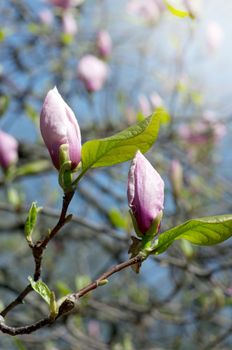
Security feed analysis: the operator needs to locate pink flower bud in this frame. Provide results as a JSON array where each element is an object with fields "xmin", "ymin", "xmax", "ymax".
[
  {"xmin": 127, "ymin": 0, "xmax": 160, "ymax": 24},
  {"xmin": 62, "ymin": 11, "xmax": 78, "ymax": 35},
  {"xmin": 206, "ymin": 21, "xmax": 224, "ymax": 53},
  {"xmin": 96, "ymin": 30, "xmax": 112, "ymax": 58},
  {"xmin": 39, "ymin": 9, "xmax": 54, "ymax": 25},
  {"xmin": 48, "ymin": 0, "xmax": 72, "ymax": 9},
  {"xmin": 138, "ymin": 94, "xmax": 151, "ymax": 116},
  {"xmin": 0, "ymin": 130, "xmax": 18, "ymax": 170},
  {"xmin": 77, "ymin": 55, "xmax": 109, "ymax": 92},
  {"xmin": 169, "ymin": 159, "xmax": 183, "ymax": 199},
  {"xmin": 128, "ymin": 151, "xmax": 164, "ymax": 235},
  {"xmin": 40, "ymin": 87, "xmax": 81, "ymax": 170},
  {"xmin": 150, "ymin": 92, "xmax": 163, "ymax": 109}
]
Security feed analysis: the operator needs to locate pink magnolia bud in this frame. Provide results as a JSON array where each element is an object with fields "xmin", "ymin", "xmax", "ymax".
[
  {"xmin": 127, "ymin": 0, "xmax": 160, "ymax": 24},
  {"xmin": 206, "ymin": 21, "xmax": 224, "ymax": 53},
  {"xmin": 40, "ymin": 87, "xmax": 81, "ymax": 170},
  {"xmin": 77, "ymin": 55, "xmax": 109, "ymax": 92},
  {"xmin": 96, "ymin": 30, "xmax": 112, "ymax": 58},
  {"xmin": 62, "ymin": 11, "xmax": 78, "ymax": 35},
  {"xmin": 150, "ymin": 92, "xmax": 163, "ymax": 109},
  {"xmin": 169, "ymin": 159, "xmax": 183, "ymax": 199},
  {"xmin": 128, "ymin": 151, "xmax": 164, "ymax": 235},
  {"xmin": 0, "ymin": 130, "xmax": 18, "ymax": 170},
  {"xmin": 39, "ymin": 9, "xmax": 54, "ymax": 25},
  {"xmin": 138, "ymin": 94, "xmax": 151, "ymax": 116},
  {"xmin": 48, "ymin": 0, "xmax": 72, "ymax": 9}
]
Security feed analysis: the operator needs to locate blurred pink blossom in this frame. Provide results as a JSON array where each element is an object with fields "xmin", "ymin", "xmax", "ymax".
[
  {"xmin": 138, "ymin": 92, "xmax": 164, "ymax": 116},
  {"xmin": 62, "ymin": 11, "xmax": 78, "ymax": 35},
  {"xmin": 87, "ymin": 320, "xmax": 101, "ymax": 338},
  {"xmin": 178, "ymin": 114, "xmax": 226, "ymax": 145},
  {"xmin": 96, "ymin": 30, "xmax": 112, "ymax": 58},
  {"xmin": 77, "ymin": 55, "xmax": 109, "ymax": 92},
  {"xmin": 48, "ymin": 0, "xmax": 72, "ymax": 9},
  {"xmin": 138, "ymin": 94, "xmax": 151, "ymax": 116},
  {"xmin": 206, "ymin": 21, "xmax": 224, "ymax": 53},
  {"xmin": 39, "ymin": 9, "xmax": 54, "ymax": 25},
  {"xmin": 48, "ymin": 0, "xmax": 84, "ymax": 9},
  {"xmin": 150, "ymin": 92, "xmax": 163, "ymax": 109},
  {"xmin": 0, "ymin": 130, "xmax": 18, "ymax": 170},
  {"xmin": 127, "ymin": 0, "xmax": 160, "ymax": 24},
  {"xmin": 125, "ymin": 106, "xmax": 136, "ymax": 124},
  {"xmin": 169, "ymin": 159, "xmax": 183, "ymax": 199}
]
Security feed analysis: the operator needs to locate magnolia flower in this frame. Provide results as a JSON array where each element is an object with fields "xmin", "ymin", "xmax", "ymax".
[
  {"xmin": 138, "ymin": 94, "xmax": 151, "ymax": 116},
  {"xmin": 96, "ymin": 30, "xmax": 112, "ymax": 58},
  {"xmin": 150, "ymin": 92, "xmax": 163, "ymax": 109},
  {"xmin": 40, "ymin": 87, "xmax": 81, "ymax": 170},
  {"xmin": 127, "ymin": 0, "xmax": 160, "ymax": 24},
  {"xmin": 178, "ymin": 115, "xmax": 226, "ymax": 145},
  {"xmin": 128, "ymin": 151, "xmax": 164, "ymax": 235},
  {"xmin": 48, "ymin": 0, "xmax": 72, "ymax": 9},
  {"xmin": 62, "ymin": 11, "xmax": 78, "ymax": 35},
  {"xmin": 77, "ymin": 55, "xmax": 108, "ymax": 92},
  {"xmin": 169, "ymin": 159, "xmax": 183, "ymax": 199},
  {"xmin": 39, "ymin": 9, "xmax": 54, "ymax": 25},
  {"xmin": 0, "ymin": 130, "xmax": 18, "ymax": 170},
  {"xmin": 206, "ymin": 21, "xmax": 224, "ymax": 53},
  {"xmin": 138, "ymin": 92, "xmax": 164, "ymax": 116}
]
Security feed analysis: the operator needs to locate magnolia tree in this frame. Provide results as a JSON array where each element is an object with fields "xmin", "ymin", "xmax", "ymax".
[{"xmin": 0, "ymin": 86, "xmax": 231, "ymax": 337}]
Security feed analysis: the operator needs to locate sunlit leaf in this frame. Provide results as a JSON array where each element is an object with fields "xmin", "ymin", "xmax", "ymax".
[
  {"xmin": 24, "ymin": 202, "xmax": 42, "ymax": 243},
  {"xmin": 153, "ymin": 215, "xmax": 232, "ymax": 254},
  {"xmin": 164, "ymin": 0, "xmax": 192, "ymax": 18},
  {"xmin": 16, "ymin": 160, "xmax": 51, "ymax": 177},
  {"xmin": 7, "ymin": 187, "xmax": 21, "ymax": 207},
  {"xmin": 81, "ymin": 110, "xmax": 161, "ymax": 170},
  {"xmin": 0, "ymin": 96, "xmax": 9, "ymax": 117},
  {"xmin": 28, "ymin": 277, "xmax": 52, "ymax": 305},
  {"xmin": 25, "ymin": 104, "xmax": 39, "ymax": 124},
  {"xmin": 108, "ymin": 208, "xmax": 127, "ymax": 229}
]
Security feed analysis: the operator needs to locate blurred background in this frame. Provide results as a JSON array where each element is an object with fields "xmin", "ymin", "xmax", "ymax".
[{"xmin": 0, "ymin": 0, "xmax": 232, "ymax": 349}]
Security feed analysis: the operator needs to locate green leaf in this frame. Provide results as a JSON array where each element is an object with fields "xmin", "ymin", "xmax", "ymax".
[
  {"xmin": 81, "ymin": 111, "xmax": 161, "ymax": 171},
  {"xmin": 158, "ymin": 107, "xmax": 171, "ymax": 125},
  {"xmin": 154, "ymin": 215, "xmax": 232, "ymax": 254},
  {"xmin": 7, "ymin": 187, "xmax": 21, "ymax": 207},
  {"xmin": 61, "ymin": 33, "xmax": 73, "ymax": 45},
  {"xmin": 15, "ymin": 160, "xmax": 51, "ymax": 177},
  {"xmin": 0, "ymin": 96, "xmax": 9, "ymax": 117},
  {"xmin": 164, "ymin": 0, "xmax": 191, "ymax": 18},
  {"xmin": 25, "ymin": 104, "xmax": 39, "ymax": 124},
  {"xmin": 108, "ymin": 208, "xmax": 127, "ymax": 229},
  {"xmin": 28, "ymin": 277, "xmax": 52, "ymax": 305},
  {"xmin": 24, "ymin": 202, "xmax": 42, "ymax": 243},
  {"xmin": 49, "ymin": 291, "xmax": 58, "ymax": 320},
  {"xmin": 28, "ymin": 277, "xmax": 58, "ymax": 318}
]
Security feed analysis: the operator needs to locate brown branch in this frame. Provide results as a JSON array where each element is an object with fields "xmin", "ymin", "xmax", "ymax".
[
  {"xmin": 76, "ymin": 254, "xmax": 145, "ymax": 298},
  {"xmin": 0, "ymin": 190, "xmax": 74, "ymax": 318},
  {"xmin": 0, "ymin": 285, "xmax": 32, "ymax": 318},
  {"xmin": 0, "ymin": 253, "xmax": 146, "ymax": 335}
]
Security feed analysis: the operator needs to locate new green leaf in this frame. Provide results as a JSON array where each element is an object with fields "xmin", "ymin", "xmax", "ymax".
[
  {"xmin": 24, "ymin": 202, "xmax": 42, "ymax": 243},
  {"xmin": 164, "ymin": 0, "xmax": 192, "ymax": 18},
  {"xmin": 28, "ymin": 277, "xmax": 58, "ymax": 318},
  {"xmin": 28, "ymin": 277, "xmax": 52, "ymax": 305},
  {"xmin": 153, "ymin": 215, "xmax": 232, "ymax": 254},
  {"xmin": 81, "ymin": 111, "xmax": 161, "ymax": 171}
]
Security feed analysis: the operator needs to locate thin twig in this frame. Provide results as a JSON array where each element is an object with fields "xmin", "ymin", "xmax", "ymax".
[
  {"xmin": 0, "ymin": 191, "xmax": 74, "ymax": 318},
  {"xmin": 0, "ymin": 253, "xmax": 145, "ymax": 335}
]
